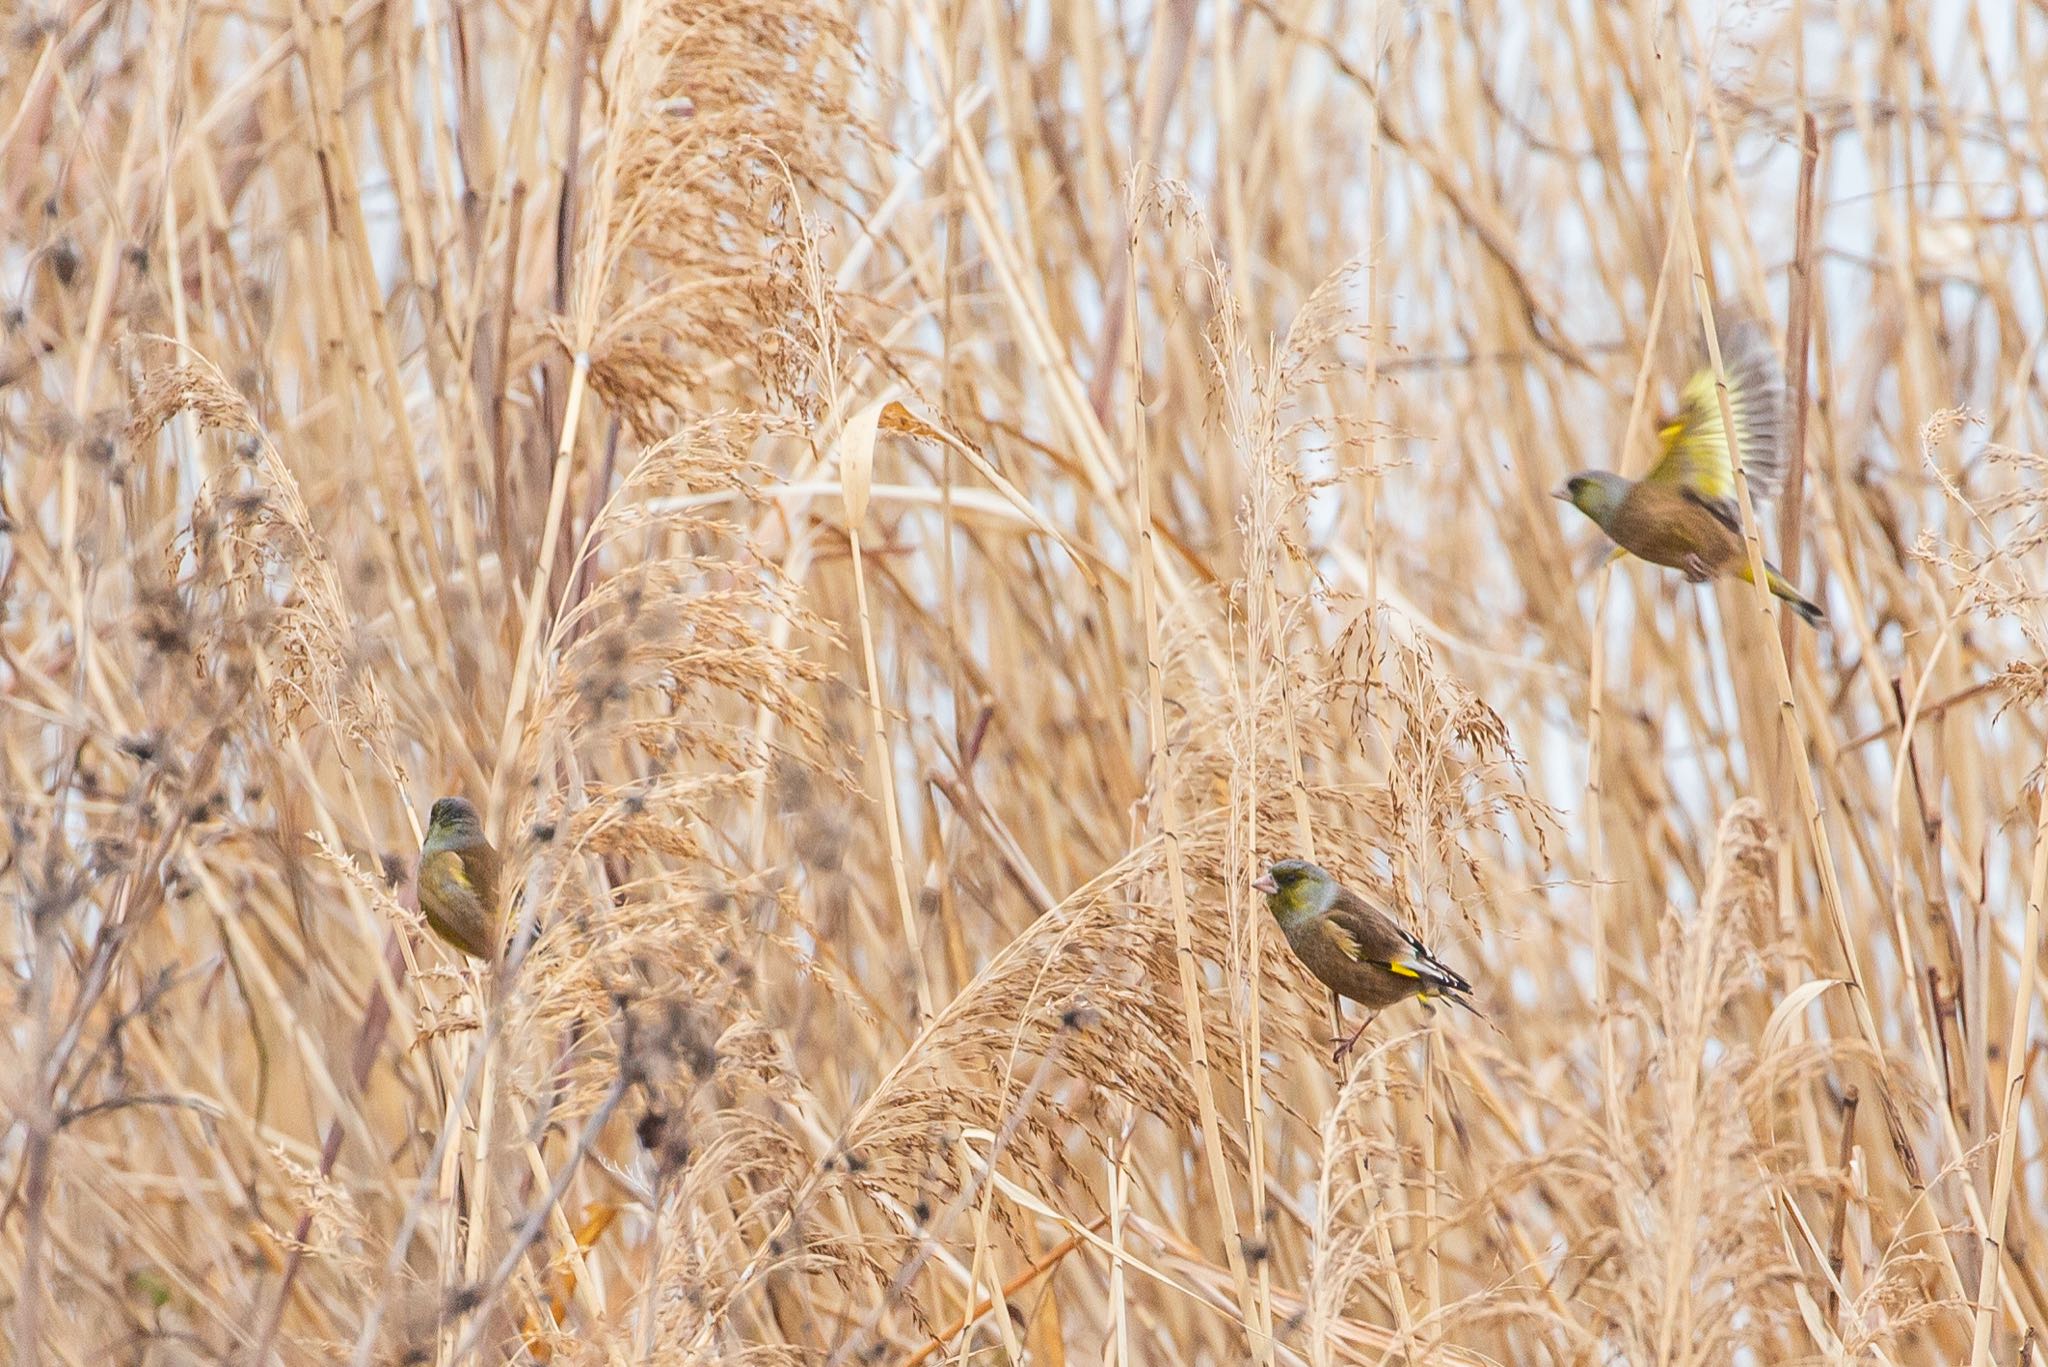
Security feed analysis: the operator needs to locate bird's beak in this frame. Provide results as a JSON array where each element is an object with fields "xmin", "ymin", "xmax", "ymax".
[
  {"xmin": 1252, "ymin": 874, "xmax": 1278, "ymax": 895},
  {"xmin": 1549, "ymin": 485, "xmax": 1573, "ymax": 503}
]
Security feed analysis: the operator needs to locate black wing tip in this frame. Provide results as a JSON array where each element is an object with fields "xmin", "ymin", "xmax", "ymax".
[
  {"xmin": 1715, "ymin": 314, "xmax": 1778, "ymax": 376},
  {"xmin": 1713, "ymin": 314, "xmax": 1788, "ymax": 475},
  {"xmin": 1424, "ymin": 957, "xmax": 1476, "ymax": 999}
]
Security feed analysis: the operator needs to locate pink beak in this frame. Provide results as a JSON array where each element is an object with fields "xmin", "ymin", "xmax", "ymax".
[{"xmin": 1252, "ymin": 873, "xmax": 1279, "ymax": 895}]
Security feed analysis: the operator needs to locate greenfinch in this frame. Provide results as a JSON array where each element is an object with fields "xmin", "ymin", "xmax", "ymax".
[
  {"xmin": 1554, "ymin": 318, "xmax": 1824, "ymax": 626},
  {"xmin": 1255, "ymin": 859, "xmax": 1478, "ymax": 1059},
  {"xmin": 416, "ymin": 797, "xmax": 500, "ymax": 960}
]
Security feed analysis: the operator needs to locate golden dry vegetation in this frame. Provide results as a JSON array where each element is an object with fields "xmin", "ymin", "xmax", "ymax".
[{"xmin": 3, "ymin": 0, "xmax": 2047, "ymax": 1362}]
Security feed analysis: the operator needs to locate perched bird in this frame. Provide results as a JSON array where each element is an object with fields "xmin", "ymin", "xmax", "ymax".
[
  {"xmin": 1254, "ymin": 859, "xmax": 1478, "ymax": 1060},
  {"xmin": 1554, "ymin": 318, "xmax": 1824, "ymax": 627},
  {"xmin": 416, "ymin": 796, "xmax": 500, "ymax": 961}
]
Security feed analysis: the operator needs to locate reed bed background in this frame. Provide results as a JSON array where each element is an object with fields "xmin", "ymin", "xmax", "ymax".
[{"xmin": 4, "ymin": 0, "xmax": 2047, "ymax": 1361}]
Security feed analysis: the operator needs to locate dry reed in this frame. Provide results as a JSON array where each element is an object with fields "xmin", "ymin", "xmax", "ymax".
[{"xmin": 4, "ymin": 0, "xmax": 2047, "ymax": 1362}]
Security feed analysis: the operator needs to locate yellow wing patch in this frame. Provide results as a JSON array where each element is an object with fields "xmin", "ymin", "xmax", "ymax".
[
  {"xmin": 1641, "ymin": 320, "xmax": 1786, "ymax": 506},
  {"xmin": 426, "ymin": 849, "xmax": 474, "ymax": 892},
  {"xmin": 1645, "ymin": 369, "xmax": 1736, "ymax": 503},
  {"xmin": 1323, "ymin": 920, "xmax": 1363, "ymax": 962},
  {"xmin": 1385, "ymin": 960, "xmax": 1421, "ymax": 979}
]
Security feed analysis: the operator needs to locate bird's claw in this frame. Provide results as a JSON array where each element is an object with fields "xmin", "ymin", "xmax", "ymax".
[
  {"xmin": 1329, "ymin": 1015, "xmax": 1375, "ymax": 1064},
  {"xmin": 1683, "ymin": 553, "xmax": 1712, "ymax": 583}
]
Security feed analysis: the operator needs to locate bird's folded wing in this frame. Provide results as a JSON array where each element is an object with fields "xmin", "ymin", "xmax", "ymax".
[{"xmin": 1325, "ymin": 903, "xmax": 1472, "ymax": 995}]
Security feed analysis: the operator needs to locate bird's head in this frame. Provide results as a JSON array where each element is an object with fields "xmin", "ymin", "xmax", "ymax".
[
  {"xmin": 426, "ymin": 796, "xmax": 483, "ymax": 843},
  {"xmin": 1254, "ymin": 859, "xmax": 1338, "ymax": 926},
  {"xmin": 1551, "ymin": 471, "xmax": 1632, "ymax": 528}
]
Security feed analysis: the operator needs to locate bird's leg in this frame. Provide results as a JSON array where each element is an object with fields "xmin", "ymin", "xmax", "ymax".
[
  {"xmin": 1332, "ymin": 1011, "xmax": 1377, "ymax": 1063},
  {"xmin": 1682, "ymin": 552, "xmax": 1712, "ymax": 583}
]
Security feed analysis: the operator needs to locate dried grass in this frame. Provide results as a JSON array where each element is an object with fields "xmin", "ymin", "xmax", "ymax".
[{"xmin": 5, "ymin": 0, "xmax": 2048, "ymax": 1362}]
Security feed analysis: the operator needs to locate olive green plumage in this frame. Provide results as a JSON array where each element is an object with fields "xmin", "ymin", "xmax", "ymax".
[
  {"xmin": 1555, "ymin": 318, "xmax": 1824, "ymax": 627},
  {"xmin": 1255, "ymin": 860, "xmax": 1477, "ymax": 1056},
  {"xmin": 417, "ymin": 796, "xmax": 500, "ymax": 960}
]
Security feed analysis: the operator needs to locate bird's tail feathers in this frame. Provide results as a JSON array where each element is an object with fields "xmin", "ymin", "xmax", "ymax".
[
  {"xmin": 1427, "ymin": 983, "xmax": 1483, "ymax": 1015},
  {"xmin": 1768, "ymin": 567, "xmax": 1825, "ymax": 627},
  {"xmin": 1736, "ymin": 560, "xmax": 1826, "ymax": 627},
  {"xmin": 1417, "ymin": 982, "xmax": 1504, "ymax": 1036}
]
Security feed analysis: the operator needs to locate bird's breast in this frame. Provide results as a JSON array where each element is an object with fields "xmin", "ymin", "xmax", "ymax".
[{"xmin": 1609, "ymin": 484, "xmax": 1742, "ymax": 573}]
